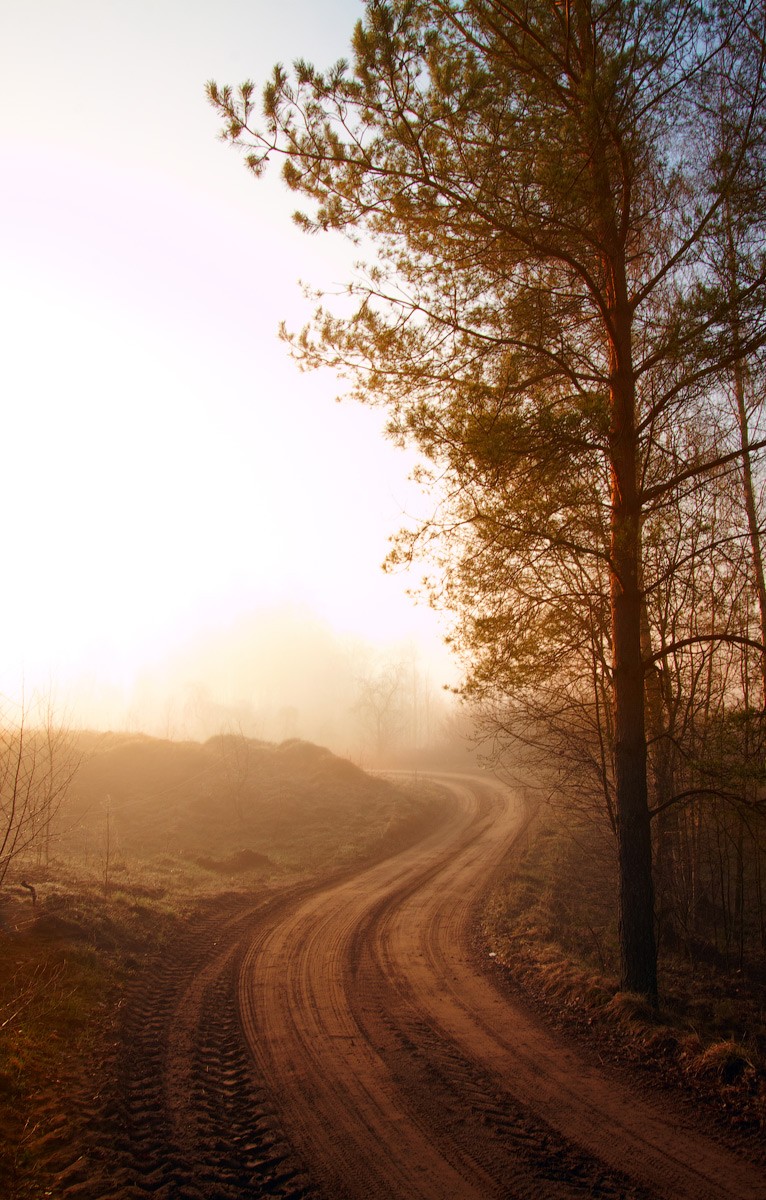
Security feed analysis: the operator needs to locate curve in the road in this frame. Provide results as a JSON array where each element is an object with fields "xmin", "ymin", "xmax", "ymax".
[{"xmin": 237, "ymin": 775, "xmax": 766, "ymax": 1200}]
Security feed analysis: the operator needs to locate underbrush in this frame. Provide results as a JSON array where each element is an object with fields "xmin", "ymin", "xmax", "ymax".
[{"xmin": 482, "ymin": 816, "xmax": 766, "ymax": 1140}]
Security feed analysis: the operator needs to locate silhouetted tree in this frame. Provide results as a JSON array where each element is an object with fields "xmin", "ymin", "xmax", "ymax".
[
  {"xmin": 0, "ymin": 695, "xmax": 80, "ymax": 886},
  {"xmin": 355, "ymin": 662, "xmax": 406, "ymax": 759}
]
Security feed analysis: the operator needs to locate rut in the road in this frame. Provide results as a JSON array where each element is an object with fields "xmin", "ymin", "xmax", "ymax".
[
  {"xmin": 366, "ymin": 1007, "xmax": 657, "ymax": 1200},
  {"xmin": 48, "ymin": 893, "xmax": 318, "ymax": 1200}
]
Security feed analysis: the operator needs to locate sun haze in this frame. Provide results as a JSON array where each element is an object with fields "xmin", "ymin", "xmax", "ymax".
[{"xmin": 0, "ymin": 0, "xmax": 454, "ymax": 737}]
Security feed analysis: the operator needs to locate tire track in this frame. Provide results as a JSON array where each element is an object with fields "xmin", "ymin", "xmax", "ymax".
[{"xmin": 49, "ymin": 890, "xmax": 318, "ymax": 1200}]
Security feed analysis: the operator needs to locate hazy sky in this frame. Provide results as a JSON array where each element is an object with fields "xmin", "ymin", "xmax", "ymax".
[{"xmin": 0, "ymin": 1, "xmax": 454, "ymax": 726}]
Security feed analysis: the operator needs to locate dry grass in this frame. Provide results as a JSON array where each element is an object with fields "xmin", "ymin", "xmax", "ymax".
[
  {"xmin": 687, "ymin": 1039, "xmax": 757, "ymax": 1085},
  {"xmin": 48, "ymin": 733, "xmax": 440, "ymax": 873}
]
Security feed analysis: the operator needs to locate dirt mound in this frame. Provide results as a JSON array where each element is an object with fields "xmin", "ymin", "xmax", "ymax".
[
  {"xmin": 62, "ymin": 732, "xmax": 409, "ymax": 868},
  {"xmin": 194, "ymin": 848, "xmax": 273, "ymax": 874}
]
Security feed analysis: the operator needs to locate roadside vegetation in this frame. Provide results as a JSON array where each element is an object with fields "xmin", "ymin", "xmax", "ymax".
[
  {"xmin": 481, "ymin": 811, "xmax": 766, "ymax": 1141},
  {"xmin": 0, "ymin": 731, "xmax": 443, "ymax": 1198}
]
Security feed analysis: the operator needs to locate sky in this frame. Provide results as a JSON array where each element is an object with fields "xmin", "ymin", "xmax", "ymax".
[{"xmin": 0, "ymin": 1, "xmax": 457, "ymax": 742}]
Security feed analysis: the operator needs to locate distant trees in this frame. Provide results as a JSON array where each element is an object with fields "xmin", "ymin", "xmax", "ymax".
[
  {"xmin": 354, "ymin": 650, "xmax": 446, "ymax": 762},
  {"xmin": 355, "ymin": 662, "xmax": 406, "ymax": 760},
  {"xmin": 209, "ymin": 0, "xmax": 766, "ymax": 1000}
]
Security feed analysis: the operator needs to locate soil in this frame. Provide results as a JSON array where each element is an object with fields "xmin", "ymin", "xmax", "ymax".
[{"xmin": 17, "ymin": 775, "xmax": 766, "ymax": 1198}]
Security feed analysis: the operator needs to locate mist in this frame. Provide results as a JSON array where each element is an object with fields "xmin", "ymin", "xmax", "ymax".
[{"xmin": 55, "ymin": 605, "xmax": 460, "ymax": 764}]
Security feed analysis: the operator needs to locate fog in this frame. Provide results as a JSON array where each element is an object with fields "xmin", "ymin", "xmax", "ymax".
[
  {"xmin": 0, "ymin": 0, "xmax": 475, "ymax": 759},
  {"xmin": 53, "ymin": 605, "xmax": 460, "ymax": 765},
  {"xmin": 0, "ymin": 1, "xmax": 463, "ymax": 754}
]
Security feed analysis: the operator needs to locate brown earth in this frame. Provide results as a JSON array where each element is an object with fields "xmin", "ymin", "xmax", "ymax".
[{"xmin": 29, "ymin": 775, "xmax": 766, "ymax": 1198}]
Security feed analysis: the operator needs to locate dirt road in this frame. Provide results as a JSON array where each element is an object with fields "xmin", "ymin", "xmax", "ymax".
[
  {"xmin": 235, "ymin": 775, "xmax": 765, "ymax": 1199},
  {"xmin": 52, "ymin": 774, "xmax": 764, "ymax": 1199}
]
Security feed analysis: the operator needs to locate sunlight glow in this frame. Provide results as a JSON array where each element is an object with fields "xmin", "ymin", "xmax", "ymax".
[{"xmin": 0, "ymin": 3, "xmax": 455, "ymax": 733}]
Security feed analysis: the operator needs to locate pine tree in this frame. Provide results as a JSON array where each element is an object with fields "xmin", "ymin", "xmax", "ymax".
[{"xmin": 209, "ymin": 0, "xmax": 766, "ymax": 1000}]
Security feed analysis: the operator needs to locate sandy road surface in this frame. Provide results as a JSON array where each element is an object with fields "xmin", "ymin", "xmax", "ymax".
[
  {"xmin": 237, "ymin": 775, "xmax": 766, "ymax": 1200},
  {"xmin": 48, "ymin": 775, "xmax": 764, "ymax": 1199}
]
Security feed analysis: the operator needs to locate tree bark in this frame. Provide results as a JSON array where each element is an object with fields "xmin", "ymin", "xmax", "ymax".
[
  {"xmin": 609, "ymin": 288, "xmax": 658, "ymax": 1002},
  {"xmin": 723, "ymin": 134, "xmax": 766, "ymax": 707}
]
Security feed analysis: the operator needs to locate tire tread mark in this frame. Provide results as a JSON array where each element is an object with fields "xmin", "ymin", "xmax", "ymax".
[{"xmin": 47, "ymin": 890, "xmax": 321, "ymax": 1199}]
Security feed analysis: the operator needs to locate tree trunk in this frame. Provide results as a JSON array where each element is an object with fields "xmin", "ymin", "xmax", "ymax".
[
  {"xmin": 724, "ymin": 196, "xmax": 766, "ymax": 705},
  {"xmin": 639, "ymin": 561, "xmax": 677, "ymax": 953},
  {"xmin": 609, "ymin": 291, "xmax": 658, "ymax": 1002}
]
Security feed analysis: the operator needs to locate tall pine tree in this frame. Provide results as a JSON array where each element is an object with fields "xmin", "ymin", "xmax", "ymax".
[{"xmin": 209, "ymin": 0, "xmax": 766, "ymax": 1000}]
